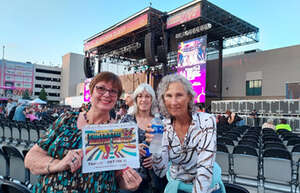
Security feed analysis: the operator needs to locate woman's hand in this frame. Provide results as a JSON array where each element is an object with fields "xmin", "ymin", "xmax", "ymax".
[
  {"xmin": 142, "ymin": 156, "xmax": 153, "ymax": 169},
  {"xmin": 52, "ymin": 149, "xmax": 83, "ymax": 173},
  {"xmin": 138, "ymin": 143, "xmax": 147, "ymax": 157},
  {"xmin": 138, "ymin": 143, "xmax": 152, "ymax": 169},
  {"xmin": 145, "ymin": 124, "xmax": 154, "ymax": 144},
  {"xmin": 117, "ymin": 167, "xmax": 142, "ymax": 191}
]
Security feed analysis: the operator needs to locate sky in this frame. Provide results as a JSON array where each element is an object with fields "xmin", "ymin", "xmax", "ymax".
[{"xmin": 1, "ymin": 0, "xmax": 300, "ymax": 66}]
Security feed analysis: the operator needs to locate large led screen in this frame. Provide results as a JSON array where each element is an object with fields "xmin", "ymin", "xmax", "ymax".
[{"xmin": 177, "ymin": 36, "xmax": 207, "ymax": 103}]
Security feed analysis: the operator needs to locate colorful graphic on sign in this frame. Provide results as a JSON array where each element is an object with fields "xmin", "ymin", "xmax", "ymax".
[
  {"xmin": 82, "ymin": 123, "xmax": 140, "ymax": 173},
  {"xmin": 177, "ymin": 36, "xmax": 207, "ymax": 103}
]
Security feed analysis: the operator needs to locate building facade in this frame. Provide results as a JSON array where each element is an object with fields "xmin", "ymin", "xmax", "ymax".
[
  {"xmin": 0, "ymin": 59, "xmax": 62, "ymax": 103},
  {"xmin": 61, "ymin": 53, "xmax": 85, "ymax": 100},
  {"xmin": 33, "ymin": 64, "xmax": 62, "ymax": 103},
  {"xmin": 219, "ymin": 44, "xmax": 300, "ymax": 100}
]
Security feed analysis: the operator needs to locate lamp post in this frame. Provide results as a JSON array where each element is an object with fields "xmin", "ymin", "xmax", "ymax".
[{"xmin": 2, "ymin": 45, "xmax": 4, "ymax": 60}]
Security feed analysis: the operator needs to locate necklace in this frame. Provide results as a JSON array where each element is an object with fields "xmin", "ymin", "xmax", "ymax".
[{"xmin": 83, "ymin": 111, "xmax": 110, "ymax": 125}]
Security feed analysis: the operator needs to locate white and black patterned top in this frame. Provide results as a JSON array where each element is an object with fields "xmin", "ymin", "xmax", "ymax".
[{"xmin": 153, "ymin": 112, "xmax": 217, "ymax": 193}]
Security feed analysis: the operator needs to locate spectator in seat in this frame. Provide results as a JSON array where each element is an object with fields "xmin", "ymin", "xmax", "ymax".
[
  {"xmin": 262, "ymin": 119, "xmax": 275, "ymax": 130},
  {"xmin": 146, "ymin": 74, "xmax": 224, "ymax": 193},
  {"xmin": 120, "ymin": 83, "xmax": 159, "ymax": 193},
  {"xmin": 275, "ymin": 119, "xmax": 292, "ymax": 132},
  {"xmin": 13, "ymin": 102, "xmax": 27, "ymax": 122},
  {"xmin": 24, "ymin": 72, "xmax": 142, "ymax": 192},
  {"xmin": 26, "ymin": 110, "xmax": 39, "ymax": 122}
]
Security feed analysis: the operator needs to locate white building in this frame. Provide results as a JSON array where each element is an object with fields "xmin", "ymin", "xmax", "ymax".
[
  {"xmin": 33, "ymin": 64, "xmax": 62, "ymax": 103},
  {"xmin": 61, "ymin": 53, "xmax": 85, "ymax": 100},
  {"xmin": 220, "ymin": 44, "xmax": 300, "ymax": 100}
]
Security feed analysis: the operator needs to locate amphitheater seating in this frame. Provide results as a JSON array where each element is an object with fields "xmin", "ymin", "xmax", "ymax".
[
  {"xmin": 216, "ymin": 143, "xmax": 231, "ymax": 182},
  {"xmin": 0, "ymin": 180, "xmax": 31, "ymax": 193},
  {"xmin": 232, "ymin": 145, "xmax": 259, "ymax": 189},
  {"xmin": 224, "ymin": 183, "xmax": 250, "ymax": 193},
  {"xmin": 216, "ymin": 124, "xmax": 300, "ymax": 192},
  {"xmin": 263, "ymin": 148, "xmax": 293, "ymax": 192},
  {"xmin": 0, "ymin": 148, "xmax": 8, "ymax": 179},
  {"xmin": 2, "ymin": 145, "xmax": 27, "ymax": 184}
]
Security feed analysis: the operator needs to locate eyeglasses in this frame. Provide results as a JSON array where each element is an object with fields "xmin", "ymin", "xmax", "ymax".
[{"xmin": 94, "ymin": 86, "xmax": 118, "ymax": 97}]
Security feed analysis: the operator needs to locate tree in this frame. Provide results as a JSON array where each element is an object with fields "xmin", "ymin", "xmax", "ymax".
[
  {"xmin": 22, "ymin": 89, "xmax": 31, "ymax": 100},
  {"xmin": 39, "ymin": 88, "xmax": 48, "ymax": 101}
]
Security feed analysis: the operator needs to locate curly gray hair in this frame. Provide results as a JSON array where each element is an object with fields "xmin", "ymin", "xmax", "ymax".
[
  {"xmin": 157, "ymin": 74, "xmax": 196, "ymax": 118},
  {"xmin": 128, "ymin": 83, "xmax": 158, "ymax": 116}
]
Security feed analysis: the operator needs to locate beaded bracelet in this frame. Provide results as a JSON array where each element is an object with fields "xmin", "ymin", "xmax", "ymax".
[{"xmin": 47, "ymin": 157, "xmax": 55, "ymax": 174}]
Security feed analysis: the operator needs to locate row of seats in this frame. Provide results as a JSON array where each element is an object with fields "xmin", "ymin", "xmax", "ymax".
[
  {"xmin": 216, "ymin": 126, "xmax": 300, "ymax": 192},
  {"xmin": 0, "ymin": 179, "xmax": 31, "ymax": 193},
  {"xmin": 1, "ymin": 144, "xmax": 253, "ymax": 193},
  {"xmin": 0, "ymin": 145, "xmax": 38, "ymax": 190},
  {"xmin": 0, "ymin": 120, "xmax": 48, "ymax": 148}
]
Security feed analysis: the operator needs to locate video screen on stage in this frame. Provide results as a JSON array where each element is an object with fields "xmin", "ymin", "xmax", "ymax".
[{"xmin": 177, "ymin": 36, "xmax": 207, "ymax": 103}]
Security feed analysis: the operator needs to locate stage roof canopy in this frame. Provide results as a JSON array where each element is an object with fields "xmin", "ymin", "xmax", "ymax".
[
  {"xmin": 166, "ymin": 0, "xmax": 259, "ymax": 50},
  {"xmin": 84, "ymin": 0, "xmax": 259, "ymax": 56}
]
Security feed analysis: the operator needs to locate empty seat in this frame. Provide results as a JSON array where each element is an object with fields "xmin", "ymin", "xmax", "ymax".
[
  {"xmin": 263, "ymin": 148, "xmax": 293, "ymax": 192},
  {"xmin": 232, "ymin": 145, "xmax": 259, "ymax": 188},
  {"xmin": 216, "ymin": 143, "xmax": 231, "ymax": 182},
  {"xmin": 277, "ymin": 129, "xmax": 291, "ymax": 135},
  {"xmin": 3, "ymin": 123, "xmax": 12, "ymax": 143},
  {"xmin": 224, "ymin": 183, "xmax": 250, "ymax": 193},
  {"xmin": 242, "ymin": 135, "xmax": 259, "ymax": 144},
  {"xmin": 292, "ymin": 144, "xmax": 300, "ymax": 163},
  {"xmin": 262, "ymin": 128, "xmax": 276, "ymax": 133},
  {"xmin": 262, "ymin": 133, "xmax": 278, "ymax": 138},
  {"xmin": 217, "ymin": 137, "xmax": 235, "ymax": 153},
  {"xmin": 2, "ymin": 145, "xmax": 27, "ymax": 184},
  {"xmin": 263, "ymin": 142, "xmax": 287, "ymax": 150},
  {"xmin": 263, "ymin": 136, "xmax": 282, "ymax": 144},
  {"xmin": 22, "ymin": 149, "xmax": 39, "ymax": 186},
  {"xmin": 238, "ymin": 139, "xmax": 259, "ymax": 149},
  {"xmin": 1, "ymin": 180, "xmax": 32, "ymax": 193},
  {"xmin": 29, "ymin": 127, "xmax": 39, "ymax": 144},
  {"xmin": 0, "ymin": 148, "xmax": 9, "ymax": 179},
  {"xmin": 286, "ymin": 139, "xmax": 300, "ymax": 152},
  {"xmin": 20, "ymin": 126, "xmax": 30, "ymax": 147},
  {"xmin": 0, "ymin": 123, "xmax": 4, "ymax": 142},
  {"xmin": 282, "ymin": 134, "xmax": 299, "ymax": 142},
  {"xmin": 11, "ymin": 123, "xmax": 21, "ymax": 145}
]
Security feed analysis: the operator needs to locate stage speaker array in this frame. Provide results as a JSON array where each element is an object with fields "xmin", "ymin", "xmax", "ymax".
[
  {"xmin": 144, "ymin": 32, "xmax": 156, "ymax": 66},
  {"xmin": 84, "ymin": 57, "xmax": 94, "ymax": 78},
  {"xmin": 157, "ymin": 45, "xmax": 167, "ymax": 64},
  {"xmin": 145, "ymin": 32, "xmax": 167, "ymax": 66}
]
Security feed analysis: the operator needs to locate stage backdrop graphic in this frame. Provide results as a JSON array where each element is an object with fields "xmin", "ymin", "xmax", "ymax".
[
  {"xmin": 177, "ymin": 36, "xmax": 207, "ymax": 103},
  {"xmin": 84, "ymin": 78, "xmax": 92, "ymax": 102}
]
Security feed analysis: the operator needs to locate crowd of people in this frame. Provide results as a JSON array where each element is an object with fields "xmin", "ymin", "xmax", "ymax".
[
  {"xmin": 21, "ymin": 71, "xmax": 222, "ymax": 193},
  {"xmin": 0, "ymin": 98, "xmax": 71, "ymax": 123},
  {"xmin": 2, "ymin": 71, "xmax": 294, "ymax": 193}
]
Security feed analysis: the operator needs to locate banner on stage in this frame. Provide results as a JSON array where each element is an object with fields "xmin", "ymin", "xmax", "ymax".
[
  {"xmin": 177, "ymin": 35, "xmax": 207, "ymax": 103},
  {"xmin": 82, "ymin": 123, "xmax": 140, "ymax": 173}
]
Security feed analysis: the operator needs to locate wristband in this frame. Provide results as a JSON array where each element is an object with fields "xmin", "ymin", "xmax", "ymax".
[{"xmin": 47, "ymin": 157, "xmax": 55, "ymax": 174}]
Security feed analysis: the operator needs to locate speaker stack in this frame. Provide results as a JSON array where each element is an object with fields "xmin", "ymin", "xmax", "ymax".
[
  {"xmin": 144, "ymin": 32, "xmax": 167, "ymax": 66},
  {"xmin": 84, "ymin": 57, "xmax": 94, "ymax": 78}
]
